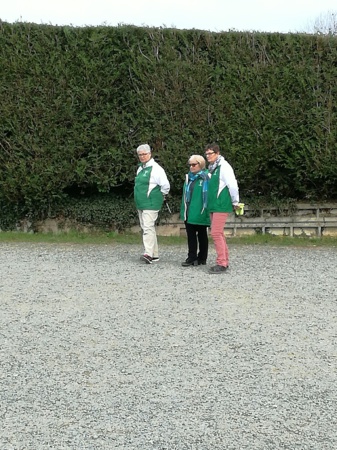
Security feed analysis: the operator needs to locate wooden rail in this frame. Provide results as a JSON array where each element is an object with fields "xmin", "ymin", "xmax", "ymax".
[
  {"xmin": 225, "ymin": 203, "xmax": 337, "ymax": 237},
  {"xmin": 161, "ymin": 203, "xmax": 337, "ymax": 238}
]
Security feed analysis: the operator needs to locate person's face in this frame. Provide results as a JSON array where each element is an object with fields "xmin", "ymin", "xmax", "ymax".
[
  {"xmin": 188, "ymin": 160, "xmax": 201, "ymax": 173},
  {"xmin": 205, "ymin": 149, "xmax": 218, "ymax": 164},
  {"xmin": 138, "ymin": 151, "xmax": 151, "ymax": 164}
]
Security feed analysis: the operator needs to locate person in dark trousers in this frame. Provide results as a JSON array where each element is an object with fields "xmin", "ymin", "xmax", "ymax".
[
  {"xmin": 180, "ymin": 155, "xmax": 210, "ymax": 266},
  {"xmin": 205, "ymin": 143, "xmax": 240, "ymax": 274}
]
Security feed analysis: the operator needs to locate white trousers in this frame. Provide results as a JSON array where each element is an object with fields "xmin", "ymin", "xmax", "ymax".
[{"xmin": 138, "ymin": 209, "xmax": 159, "ymax": 258}]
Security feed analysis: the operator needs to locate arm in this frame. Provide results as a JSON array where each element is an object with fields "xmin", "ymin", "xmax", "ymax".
[
  {"xmin": 221, "ymin": 161, "xmax": 239, "ymax": 205},
  {"xmin": 153, "ymin": 165, "xmax": 170, "ymax": 195}
]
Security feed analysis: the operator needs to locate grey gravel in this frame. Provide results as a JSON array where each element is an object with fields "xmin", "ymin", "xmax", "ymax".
[{"xmin": 0, "ymin": 242, "xmax": 337, "ymax": 450}]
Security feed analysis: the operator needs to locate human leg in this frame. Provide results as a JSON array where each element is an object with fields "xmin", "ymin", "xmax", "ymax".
[
  {"xmin": 196, "ymin": 225, "xmax": 208, "ymax": 263},
  {"xmin": 210, "ymin": 212, "xmax": 229, "ymax": 267},
  {"xmin": 182, "ymin": 222, "xmax": 198, "ymax": 266},
  {"xmin": 185, "ymin": 222, "xmax": 198, "ymax": 261},
  {"xmin": 138, "ymin": 209, "xmax": 159, "ymax": 258}
]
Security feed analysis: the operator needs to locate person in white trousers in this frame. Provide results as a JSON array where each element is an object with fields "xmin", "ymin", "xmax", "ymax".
[{"xmin": 134, "ymin": 144, "xmax": 170, "ymax": 264}]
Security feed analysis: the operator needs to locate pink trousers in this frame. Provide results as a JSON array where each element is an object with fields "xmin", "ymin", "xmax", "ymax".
[{"xmin": 210, "ymin": 212, "xmax": 229, "ymax": 267}]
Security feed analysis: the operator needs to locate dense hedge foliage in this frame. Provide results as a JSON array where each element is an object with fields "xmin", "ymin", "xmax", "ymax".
[
  {"xmin": 1, "ymin": 22, "xmax": 337, "ymax": 229},
  {"xmin": 0, "ymin": 193, "xmax": 181, "ymax": 232}
]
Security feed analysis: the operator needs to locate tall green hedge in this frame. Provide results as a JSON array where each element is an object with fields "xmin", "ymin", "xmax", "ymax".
[{"xmin": 1, "ymin": 22, "xmax": 337, "ymax": 228}]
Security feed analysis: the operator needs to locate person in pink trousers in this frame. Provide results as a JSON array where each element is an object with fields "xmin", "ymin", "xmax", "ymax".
[{"xmin": 205, "ymin": 143, "xmax": 240, "ymax": 274}]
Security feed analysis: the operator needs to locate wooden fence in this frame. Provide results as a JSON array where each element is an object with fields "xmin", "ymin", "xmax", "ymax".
[
  {"xmin": 227, "ymin": 203, "xmax": 337, "ymax": 237},
  {"xmin": 155, "ymin": 203, "xmax": 337, "ymax": 237}
]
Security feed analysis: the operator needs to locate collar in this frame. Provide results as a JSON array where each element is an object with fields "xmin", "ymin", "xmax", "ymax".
[{"xmin": 140, "ymin": 157, "xmax": 153, "ymax": 169}]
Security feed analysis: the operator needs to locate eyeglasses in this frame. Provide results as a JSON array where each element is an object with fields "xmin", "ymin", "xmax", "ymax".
[
  {"xmin": 138, "ymin": 153, "xmax": 149, "ymax": 157},
  {"xmin": 189, "ymin": 163, "xmax": 199, "ymax": 167},
  {"xmin": 205, "ymin": 151, "xmax": 215, "ymax": 156}
]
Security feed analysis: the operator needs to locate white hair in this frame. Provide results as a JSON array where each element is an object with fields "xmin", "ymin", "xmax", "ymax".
[
  {"xmin": 136, "ymin": 144, "xmax": 151, "ymax": 154},
  {"xmin": 188, "ymin": 154, "xmax": 206, "ymax": 170}
]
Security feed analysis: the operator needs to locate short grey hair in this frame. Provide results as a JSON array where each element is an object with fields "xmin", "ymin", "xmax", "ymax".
[{"xmin": 136, "ymin": 144, "xmax": 151, "ymax": 154}]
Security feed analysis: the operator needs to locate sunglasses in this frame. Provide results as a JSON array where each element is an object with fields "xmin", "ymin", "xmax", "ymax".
[{"xmin": 188, "ymin": 163, "xmax": 199, "ymax": 167}]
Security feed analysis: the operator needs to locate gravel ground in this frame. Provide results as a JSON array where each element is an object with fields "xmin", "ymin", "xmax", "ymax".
[{"xmin": 1, "ymin": 241, "xmax": 337, "ymax": 450}]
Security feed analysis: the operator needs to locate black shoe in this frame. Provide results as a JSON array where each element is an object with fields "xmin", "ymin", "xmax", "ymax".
[
  {"xmin": 142, "ymin": 254, "xmax": 153, "ymax": 264},
  {"xmin": 198, "ymin": 260, "xmax": 206, "ymax": 265},
  {"xmin": 209, "ymin": 265, "xmax": 228, "ymax": 274},
  {"xmin": 181, "ymin": 258, "xmax": 198, "ymax": 267}
]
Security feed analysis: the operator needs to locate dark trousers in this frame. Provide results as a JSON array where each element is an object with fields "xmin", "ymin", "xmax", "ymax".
[{"xmin": 185, "ymin": 221, "xmax": 209, "ymax": 262}]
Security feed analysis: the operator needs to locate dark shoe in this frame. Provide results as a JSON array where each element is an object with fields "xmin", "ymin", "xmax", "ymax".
[
  {"xmin": 181, "ymin": 258, "xmax": 198, "ymax": 267},
  {"xmin": 198, "ymin": 260, "xmax": 206, "ymax": 265},
  {"xmin": 209, "ymin": 265, "xmax": 228, "ymax": 274},
  {"xmin": 152, "ymin": 257, "xmax": 159, "ymax": 262},
  {"xmin": 142, "ymin": 254, "xmax": 153, "ymax": 264}
]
